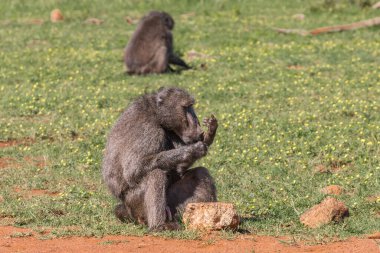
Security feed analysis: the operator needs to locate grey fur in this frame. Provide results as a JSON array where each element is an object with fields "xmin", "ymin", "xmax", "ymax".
[
  {"xmin": 102, "ymin": 87, "xmax": 217, "ymax": 231},
  {"xmin": 124, "ymin": 11, "xmax": 190, "ymax": 75}
]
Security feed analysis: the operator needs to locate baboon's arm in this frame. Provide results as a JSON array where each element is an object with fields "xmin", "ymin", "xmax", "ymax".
[
  {"xmin": 169, "ymin": 54, "xmax": 191, "ymax": 69},
  {"xmin": 123, "ymin": 142, "xmax": 206, "ymax": 184},
  {"xmin": 166, "ymin": 31, "xmax": 190, "ymax": 69}
]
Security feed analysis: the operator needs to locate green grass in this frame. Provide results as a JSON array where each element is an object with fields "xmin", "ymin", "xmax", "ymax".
[{"xmin": 0, "ymin": 0, "xmax": 379, "ymax": 240}]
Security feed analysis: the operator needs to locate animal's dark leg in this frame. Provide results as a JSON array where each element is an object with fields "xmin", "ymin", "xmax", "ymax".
[
  {"xmin": 167, "ymin": 167, "xmax": 217, "ymax": 216},
  {"xmin": 169, "ymin": 54, "xmax": 191, "ymax": 69},
  {"xmin": 144, "ymin": 169, "xmax": 167, "ymax": 229},
  {"xmin": 144, "ymin": 169, "xmax": 180, "ymax": 231}
]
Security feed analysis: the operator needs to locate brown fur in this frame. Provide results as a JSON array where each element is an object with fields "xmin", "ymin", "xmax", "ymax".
[
  {"xmin": 124, "ymin": 11, "xmax": 190, "ymax": 75},
  {"xmin": 102, "ymin": 87, "xmax": 217, "ymax": 231}
]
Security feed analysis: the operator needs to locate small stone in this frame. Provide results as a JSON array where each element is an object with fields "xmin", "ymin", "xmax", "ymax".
[
  {"xmin": 292, "ymin": 13, "xmax": 305, "ymax": 21},
  {"xmin": 321, "ymin": 185, "xmax": 343, "ymax": 195},
  {"xmin": 183, "ymin": 202, "xmax": 240, "ymax": 231},
  {"xmin": 300, "ymin": 197, "xmax": 349, "ymax": 228},
  {"xmin": 0, "ymin": 195, "xmax": 3, "ymax": 203},
  {"xmin": 50, "ymin": 9, "xmax": 64, "ymax": 23}
]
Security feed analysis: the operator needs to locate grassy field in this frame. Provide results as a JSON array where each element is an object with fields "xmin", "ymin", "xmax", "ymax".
[{"xmin": 0, "ymin": 0, "xmax": 379, "ymax": 241}]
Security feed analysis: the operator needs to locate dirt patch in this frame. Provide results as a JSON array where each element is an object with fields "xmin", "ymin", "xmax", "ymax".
[
  {"xmin": 0, "ymin": 141, "xmax": 17, "ymax": 148},
  {"xmin": 287, "ymin": 65, "xmax": 305, "ymax": 70},
  {"xmin": 84, "ymin": 18, "xmax": 104, "ymax": 25},
  {"xmin": 314, "ymin": 164, "xmax": 332, "ymax": 173},
  {"xmin": 26, "ymin": 39, "xmax": 50, "ymax": 48},
  {"xmin": 313, "ymin": 162, "xmax": 351, "ymax": 174},
  {"xmin": 329, "ymin": 160, "xmax": 351, "ymax": 171},
  {"xmin": 14, "ymin": 188, "xmax": 60, "ymax": 199},
  {"xmin": 0, "ymin": 158, "xmax": 17, "ymax": 169},
  {"xmin": 24, "ymin": 157, "xmax": 48, "ymax": 168},
  {"xmin": 0, "ymin": 226, "xmax": 379, "ymax": 253},
  {"xmin": 28, "ymin": 190, "xmax": 59, "ymax": 198},
  {"xmin": 24, "ymin": 19, "xmax": 44, "ymax": 25},
  {"xmin": 366, "ymin": 195, "xmax": 380, "ymax": 203},
  {"xmin": 0, "ymin": 138, "xmax": 34, "ymax": 148},
  {"xmin": 0, "ymin": 156, "xmax": 47, "ymax": 169}
]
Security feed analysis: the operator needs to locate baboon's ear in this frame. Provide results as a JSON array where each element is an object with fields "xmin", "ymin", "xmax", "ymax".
[
  {"xmin": 157, "ymin": 95, "xmax": 164, "ymax": 105},
  {"xmin": 156, "ymin": 87, "xmax": 173, "ymax": 106},
  {"xmin": 156, "ymin": 87, "xmax": 166, "ymax": 106}
]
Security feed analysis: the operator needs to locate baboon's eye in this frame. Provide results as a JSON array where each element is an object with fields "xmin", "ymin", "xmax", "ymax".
[
  {"xmin": 182, "ymin": 106, "xmax": 189, "ymax": 115},
  {"xmin": 183, "ymin": 105, "xmax": 193, "ymax": 114}
]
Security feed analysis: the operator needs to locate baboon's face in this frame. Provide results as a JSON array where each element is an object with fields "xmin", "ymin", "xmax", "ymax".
[
  {"xmin": 146, "ymin": 11, "xmax": 174, "ymax": 30},
  {"xmin": 162, "ymin": 13, "xmax": 174, "ymax": 30},
  {"xmin": 175, "ymin": 104, "xmax": 203, "ymax": 144},
  {"xmin": 157, "ymin": 89, "xmax": 203, "ymax": 144}
]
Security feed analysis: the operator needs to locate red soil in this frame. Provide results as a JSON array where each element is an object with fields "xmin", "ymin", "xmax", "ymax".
[
  {"xmin": 0, "ymin": 138, "xmax": 33, "ymax": 148},
  {"xmin": 0, "ymin": 156, "xmax": 47, "ymax": 169},
  {"xmin": 0, "ymin": 157, "xmax": 16, "ymax": 169},
  {"xmin": 287, "ymin": 65, "xmax": 305, "ymax": 70},
  {"xmin": 0, "ymin": 141, "xmax": 18, "ymax": 148},
  {"xmin": 24, "ymin": 156, "xmax": 48, "ymax": 168},
  {"xmin": 0, "ymin": 226, "xmax": 379, "ymax": 253},
  {"xmin": 13, "ymin": 188, "xmax": 59, "ymax": 198}
]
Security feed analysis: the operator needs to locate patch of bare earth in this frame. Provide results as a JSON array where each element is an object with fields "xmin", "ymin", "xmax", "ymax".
[
  {"xmin": 287, "ymin": 65, "xmax": 305, "ymax": 70},
  {"xmin": 24, "ymin": 157, "xmax": 48, "ymax": 168},
  {"xmin": 0, "ymin": 158, "xmax": 17, "ymax": 169},
  {"xmin": 366, "ymin": 195, "xmax": 380, "ymax": 203},
  {"xmin": 0, "ymin": 226, "xmax": 379, "ymax": 253},
  {"xmin": 0, "ymin": 138, "xmax": 34, "ymax": 148},
  {"xmin": 0, "ymin": 156, "xmax": 47, "ymax": 169},
  {"xmin": 14, "ymin": 188, "xmax": 59, "ymax": 199},
  {"xmin": 0, "ymin": 141, "xmax": 17, "ymax": 148},
  {"xmin": 314, "ymin": 161, "xmax": 351, "ymax": 174}
]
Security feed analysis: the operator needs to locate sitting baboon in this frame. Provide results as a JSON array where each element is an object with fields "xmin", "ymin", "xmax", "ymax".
[
  {"xmin": 124, "ymin": 11, "xmax": 190, "ymax": 75},
  {"xmin": 102, "ymin": 87, "xmax": 218, "ymax": 231}
]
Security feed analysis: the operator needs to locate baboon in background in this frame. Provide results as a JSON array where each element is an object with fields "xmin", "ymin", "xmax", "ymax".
[
  {"xmin": 124, "ymin": 11, "xmax": 191, "ymax": 75},
  {"xmin": 102, "ymin": 87, "xmax": 218, "ymax": 231}
]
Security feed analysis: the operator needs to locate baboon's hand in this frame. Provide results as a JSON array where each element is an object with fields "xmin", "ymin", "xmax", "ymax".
[
  {"xmin": 202, "ymin": 114, "xmax": 218, "ymax": 146},
  {"xmin": 192, "ymin": 141, "xmax": 208, "ymax": 158},
  {"xmin": 203, "ymin": 114, "xmax": 218, "ymax": 134}
]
